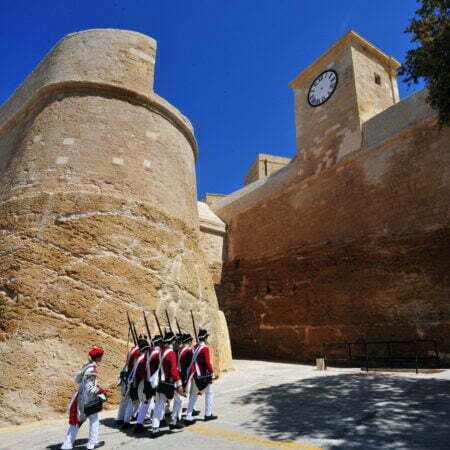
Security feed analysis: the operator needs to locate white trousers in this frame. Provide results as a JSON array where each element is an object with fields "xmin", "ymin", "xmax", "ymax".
[
  {"xmin": 116, "ymin": 394, "xmax": 129, "ymax": 421},
  {"xmin": 171, "ymin": 392, "xmax": 184, "ymax": 423},
  {"xmin": 61, "ymin": 413, "xmax": 99, "ymax": 450},
  {"xmin": 151, "ymin": 392, "xmax": 169, "ymax": 429},
  {"xmin": 136, "ymin": 397, "xmax": 155, "ymax": 424},
  {"xmin": 124, "ymin": 399, "xmax": 140, "ymax": 423},
  {"xmin": 186, "ymin": 382, "xmax": 213, "ymax": 420}
]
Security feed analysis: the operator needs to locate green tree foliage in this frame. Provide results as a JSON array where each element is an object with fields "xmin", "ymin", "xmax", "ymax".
[{"xmin": 399, "ymin": 0, "xmax": 450, "ymax": 126}]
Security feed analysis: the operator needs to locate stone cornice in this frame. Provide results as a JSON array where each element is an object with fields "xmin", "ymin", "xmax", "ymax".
[
  {"xmin": 0, "ymin": 81, "xmax": 198, "ymax": 160},
  {"xmin": 289, "ymin": 30, "xmax": 401, "ymax": 89}
]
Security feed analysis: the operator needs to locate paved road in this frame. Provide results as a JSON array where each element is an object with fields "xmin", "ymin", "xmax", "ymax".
[{"xmin": 1, "ymin": 360, "xmax": 449, "ymax": 450}]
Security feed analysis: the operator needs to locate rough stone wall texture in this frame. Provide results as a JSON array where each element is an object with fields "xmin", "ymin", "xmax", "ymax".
[
  {"xmin": 0, "ymin": 29, "xmax": 231, "ymax": 426},
  {"xmin": 215, "ymin": 95, "xmax": 450, "ymax": 365}
]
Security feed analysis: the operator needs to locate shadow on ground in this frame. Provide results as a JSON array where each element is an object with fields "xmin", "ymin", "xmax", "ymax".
[{"xmin": 235, "ymin": 373, "xmax": 450, "ymax": 449}]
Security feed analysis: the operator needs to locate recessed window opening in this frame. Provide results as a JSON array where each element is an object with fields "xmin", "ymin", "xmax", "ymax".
[{"xmin": 374, "ymin": 73, "xmax": 381, "ymax": 85}]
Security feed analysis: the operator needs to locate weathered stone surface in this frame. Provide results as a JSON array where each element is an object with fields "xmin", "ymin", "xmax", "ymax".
[
  {"xmin": 213, "ymin": 31, "xmax": 449, "ymax": 367},
  {"xmin": 0, "ymin": 29, "xmax": 231, "ymax": 426},
  {"xmin": 219, "ymin": 229, "xmax": 450, "ymax": 363}
]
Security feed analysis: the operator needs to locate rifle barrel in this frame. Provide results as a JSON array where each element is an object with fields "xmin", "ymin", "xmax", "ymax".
[
  {"xmin": 191, "ymin": 310, "xmax": 199, "ymax": 343},
  {"xmin": 175, "ymin": 318, "xmax": 182, "ymax": 334},
  {"xmin": 153, "ymin": 310, "xmax": 163, "ymax": 336},
  {"xmin": 165, "ymin": 310, "xmax": 174, "ymax": 334},
  {"xmin": 127, "ymin": 312, "xmax": 137, "ymax": 345},
  {"xmin": 143, "ymin": 311, "xmax": 152, "ymax": 340}
]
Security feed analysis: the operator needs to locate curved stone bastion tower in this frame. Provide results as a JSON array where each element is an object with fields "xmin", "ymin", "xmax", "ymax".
[{"xmin": 0, "ymin": 29, "xmax": 232, "ymax": 424}]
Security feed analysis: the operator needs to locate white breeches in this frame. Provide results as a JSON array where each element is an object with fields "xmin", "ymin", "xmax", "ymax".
[
  {"xmin": 116, "ymin": 394, "xmax": 129, "ymax": 421},
  {"xmin": 152, "ymin": 393, "xmax": 169, "ymax": 429},
  {"xmin": 186, "ymin": 382, "xmax": 213, "ymax": 419},
  {"xmin": 171, "ymin": 391, "xmax": 185, "ymax": 422},
  {"xmin": 124, "ymin": 398, "xmax": 140, "ymax": 423},
  {"xmin": 61, "ymin": 413, "xmax": 99, "ymax": 450},
  {"xmin": 136, "ymin": 397, "xmax": 155, "ymax": 424}
]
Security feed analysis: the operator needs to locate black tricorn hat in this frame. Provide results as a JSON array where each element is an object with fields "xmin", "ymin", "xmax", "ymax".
[
  {"xmin": 137, "ymin": 337, "xmax": 150, "ymax": 350},
  {"xmin": 182, "ymin": 333, "xmax": 193, "ymax": 344},
  {"xmin": 151, "ymin": 335, "xmax": 163, "ymax": 346},
  {"xmin": 164, "ymin": 331, "xmax": 176, "ymax": 344},
  {"xmin": 175, "ymin": 333, "xmax": 184, "ymax": 343},
  {"xmin": 198, "ymin": 328, "xmax": 209, "ymax": 340}
]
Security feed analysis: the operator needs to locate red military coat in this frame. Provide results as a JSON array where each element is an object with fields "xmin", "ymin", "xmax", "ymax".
[
  {"xmin": 127, "ymin": 346, "xmax": 141, "ymax": 372},
  {"xmin": 160, "ymin": 345, "xmax": 182, "ymax": 388},
  {"xmin": 145, "ymin": 347, "xmax": 161, "ymax": 379},
  {"xmin": 178, "ymin": 345, "xmax": 193, "ymax": 384},
  {"xmin": 132, "ymin": 354, "xmax": 147, "ymax": 387},
  {"xmin": 192, "ymin": 342, "xmax": 214, "ymax": 377}
]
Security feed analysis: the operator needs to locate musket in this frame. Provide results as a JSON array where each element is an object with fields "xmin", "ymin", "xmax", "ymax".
[
  {"xmin": 190, "ymin": 310, "xmax": 199, "ymax": 343},
  {"xmin": 165, "ymin": 310, "xmax": 174, "ymax": 334},
  {"xmin": 143, "ymin": 311, "xmax": 152, "ymax": 341},
  {"xmin": 132, "ymin": 320, "xmax": 139, "ymax": 342},
  {"xmin": 127, "ymin": 311, "xmax": 137, "ymax": 345},
  {"xmin": 175, "ymin": 318, "xmax": 182, "ymax": 334},
  {"xmin": 153, "ymin": 310, "xmax": 163, "ymax": 336}
]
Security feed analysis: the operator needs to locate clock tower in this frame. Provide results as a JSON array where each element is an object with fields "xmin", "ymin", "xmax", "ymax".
[{"xmin": 289, "ymin": 30, "xmax": 400, "ymax": 176}]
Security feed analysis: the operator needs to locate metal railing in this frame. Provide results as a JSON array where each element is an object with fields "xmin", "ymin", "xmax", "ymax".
[{"xmin": 323, "ymin": 339, "xmax": 441, "ymax": 374}]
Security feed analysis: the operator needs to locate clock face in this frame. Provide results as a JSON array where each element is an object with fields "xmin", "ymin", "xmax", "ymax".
[{"xmin": 307, "ymin": 70, "xmax": 338, "ymax": 107}]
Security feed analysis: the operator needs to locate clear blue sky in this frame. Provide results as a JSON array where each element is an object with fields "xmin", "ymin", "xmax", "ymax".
[{"xmin": 0, "ymin": 0, "xmax": 424, "ymax": 199}]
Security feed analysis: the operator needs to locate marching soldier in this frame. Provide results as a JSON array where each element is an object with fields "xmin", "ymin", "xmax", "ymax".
[
  {"xmin": 116, "ymin": 340, "xmax": 141, "ymax": 426},
  {"xmin": 61, "ymin": 348, "xmax": 106, "ymax": 450},
  {"xmin": 185, "ymin": 328, "xmax": 217, "ymax": 424},
  {"xmin": 151, "ymin": 331, "xmax": 184, "ymax": 437},
  {"xmin": 122, "ymin": 336, "xmax": 150, "ymax": 428},
  {"xmin": 134, "ymin": 335, "xmax": 163, "ymax": 433},
  {"xmin": 170, "ymin": 333, "xmax": 194, "ymax": 428}
]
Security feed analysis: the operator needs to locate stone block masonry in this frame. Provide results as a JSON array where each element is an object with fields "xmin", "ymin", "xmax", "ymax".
[
  {"xmin": 0, "ymin": 29, "xmax": 232, "ymax": 426},
  {"xmin": 213, "ymin": 31, "xmax": 449, "ymax": 367}
]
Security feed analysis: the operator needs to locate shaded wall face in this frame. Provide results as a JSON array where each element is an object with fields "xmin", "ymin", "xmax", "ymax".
[
  {"xmin": 220, "ymin": 123, "xmax": 450, "ymax": 364},
  {"xmin": 0, "ymin": 90, "xmax": 229, "ymax": 425}
]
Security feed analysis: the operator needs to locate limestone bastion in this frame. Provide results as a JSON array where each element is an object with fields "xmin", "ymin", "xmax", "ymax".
[{"xmin": 0, "ymin": 29, "xmax": 232, "ymax": 425}]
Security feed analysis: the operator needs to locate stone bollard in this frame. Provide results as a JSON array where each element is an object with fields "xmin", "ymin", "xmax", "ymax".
[{"xmin": 316, "ymin": 358, "xmax": 326, "ymax": 371}]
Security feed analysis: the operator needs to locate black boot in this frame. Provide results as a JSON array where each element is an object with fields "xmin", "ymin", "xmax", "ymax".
[
  {"xmin": 184, "ymin": 418, "xmax": 196, "ymax": 426},
  {"xmin": 160, "ymin": 419, "xmax": 168, "ymax": 428},
  {"xmin": 204, "ymin": 414, "xmax": 218, "ymax": 421},
  {"xmin": 134, "ymin": 423, "xmax": 145, "ymax": 434},
  {"xmin": 192, "ymin": 409, "xmax": 201, "ymax": 417},
  {"xmin": 169, "ymin": 420, "xmax": 185, "ymax": 430},
  {"xmin": 151, "ymin": 428, "xmax": 162, "ymax": 438}
]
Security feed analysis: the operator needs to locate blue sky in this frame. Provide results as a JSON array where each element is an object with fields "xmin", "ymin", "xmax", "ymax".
[{"xmin": 0, "ymin": 0, "xmax": 424, "ymax": 199}]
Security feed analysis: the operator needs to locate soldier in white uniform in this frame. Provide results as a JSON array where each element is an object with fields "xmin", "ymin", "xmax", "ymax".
[{"xmin": 60, "ymin": 348, "xmax": 106, "ymax": 450}]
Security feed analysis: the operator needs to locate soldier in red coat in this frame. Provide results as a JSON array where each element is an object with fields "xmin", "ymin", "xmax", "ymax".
[
  {"xmin": 170, "ymin": 333, "xmax": 194, "ymax": 428},
  {"xmin": 116, "ymin": 340, "xmax": 142, "ymax": 425},
  {"xmin": 134, "ymin": 335, "xmax": 163, "ymax": 433},
  {"xmin": 151, "ymin": 332, "xmax": 184, "ymax": 437},
  {"xmin": 185, "ymin": 328, "xmax": 217, "ymax": 424},
  {"xmin": 122, "ymin": 338, "xmax": 150, "ymax": 428}
]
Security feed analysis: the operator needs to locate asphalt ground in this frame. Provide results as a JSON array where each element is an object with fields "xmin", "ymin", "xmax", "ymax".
[{"xmin": 1, "ymin": 360, "xmax": 449, "ymax": 450}]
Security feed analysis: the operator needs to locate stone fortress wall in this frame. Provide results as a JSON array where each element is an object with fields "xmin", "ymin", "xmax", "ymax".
[
  {"xmin": 0, "ymin": 29, "xmax": 232, "ymax": 425},
  {"xmin": 212, "ymin": 31, "xmax": 449, "ymax": 365}
]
